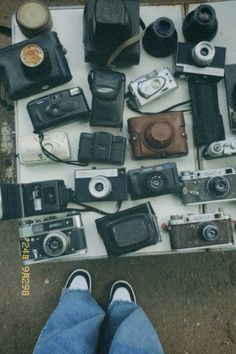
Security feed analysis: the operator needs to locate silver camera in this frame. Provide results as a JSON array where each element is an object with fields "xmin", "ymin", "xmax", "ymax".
[
  {"xmin": 19, "ymin": 212, "xmax": 87, "ymax": 264},
  {"xmin": 203, "ymin": 138, "xmax": 236, "ymax": 159},
  {"xmin": 128, "ymin": 67, "xmax": 177, "ymax": 108},
  {"xmin": 180, "ymin": 167, "xmax": 236, "ymax": 204}
]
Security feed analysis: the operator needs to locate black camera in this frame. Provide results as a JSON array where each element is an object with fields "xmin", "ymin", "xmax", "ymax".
[
  {"xmin": 128, "ymin": 162, "xmax": 181, "ymax": 200},
  {"xmin": 78, "ymin": 132, "xmax": 126, "ymax": 165},
  {"xmin": 0, "ymin": 180, "xmax": 70, "ymax": 220},
  {"xmin": 225, "ymin": 64, "xmax": 236, "ymax": 133},
  {"xmin": 27, "ymin": 87, "xmax": 90, "ymax": 133},
  {"xmin": 0, "ymin": 31, "xmax": 72, "ymax": 100},
  {"xmin": 95, "ymin": 202, "xmax": 161, "ymax": 256},
  {"xmin": 83, "ymin": 0, "xmax": 140, "ymax": 66},
  {"xmin": 74, "ymin": 168, "xmax": 127, "ymax": 202}
]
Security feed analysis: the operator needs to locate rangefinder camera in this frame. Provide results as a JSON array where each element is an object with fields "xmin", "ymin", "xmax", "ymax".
[
  {"xmin": 128, "ymin": 67, "xmax": 177, "ymax": 108},
  {"xmin": 203, "ymin": 138, "xmax": 236, "ymax": 159},
  {"xmin": 168, "ymin": 210, "xmax": 234, "ymax": 250},
  {"xmin": 19, "ymin": 132, "xmax": 71, "ymax": 165},
  {"xmin": 128, "ymin": 162, "xmax": 181, "ymax": 200},
  {"xmin": 180, "ymin": 167, "xmax": 236, "ymax": 204},
  {"xmin": 19, "ymin": 212, "xmax": 87, "ymax": 264}
]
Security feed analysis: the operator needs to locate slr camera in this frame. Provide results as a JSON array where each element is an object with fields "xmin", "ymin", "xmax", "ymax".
[
  {"xmin": 0, "ymin": 180, "xmax": 70, "ymax": 220},
  {"xmin": 180, "ymin": 167, "xmax": 236, "ymax": 204},
  {"xmin": 27, "ymin": 87, "xmax": 90, "ymax": 133},
  {"xmin": 0, "ymin": 31, "xmax": 72, "ymax": 100},
  {"xmin": 78, "ymin": 132, "xmax": 126, "ymax": 165},
  {"xmin": 225, "ymin": 64, "xmax": 236, "ymax": 133},
  {"xmin": 168, "ymin": 210, "xmax": 233, "ymax": 250},
  {"xmin": 203, "ymin": 138, "xmax": 236, "ymax": 160},
  {"xmin": 128, "ymin": 112, "xmax": 188, "ymax": 159},
  {"xmin": 19, "ymin": 212, "xmax": 87, "ymax": 264},
  {"xmin": 128, "ymin": 162, "xmax": 181, "ymax": 200},
  {"xmin": 74, "ymin": 168, "xmax": 127, "ymax": 203}
]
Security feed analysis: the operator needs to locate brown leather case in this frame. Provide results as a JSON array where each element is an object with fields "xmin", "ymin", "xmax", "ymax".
[{"xmin": 128, "ymin": 112, "xmax": 188, "ymax": 159}]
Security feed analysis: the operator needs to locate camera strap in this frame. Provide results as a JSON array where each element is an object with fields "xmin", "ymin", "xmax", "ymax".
[
  {"xmin": 126, "ymin": 99, "xmax": 192, "ymax": 115},
  {"xmin": 67, "ymin": 200, "xmax": 122, "ymax": 216},
  {"xmin": 0, "ymin": 25, "xmax": 12, "ymax": 37}
]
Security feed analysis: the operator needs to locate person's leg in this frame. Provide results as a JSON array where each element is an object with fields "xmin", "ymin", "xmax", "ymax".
[
  {"xmin": 33, "ymin": 270, "xmax": 105, "ymax": 354},
  {"xmin": 99, "ymin": 281, "xmax": 165, "ymax": 354}
]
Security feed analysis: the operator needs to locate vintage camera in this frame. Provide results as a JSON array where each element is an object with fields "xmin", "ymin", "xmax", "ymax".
[
  {"xmin": 128, "ymin": 112, "xmax": 188, "ymax": 159},
  {"xmin": 19, "ymin": 212, "xmax": 87, "ymax": 264},
  {"xmin": 0, "ymin": 180, "xmax": 70, "ymax": 220},
  {"xmin": 203, "ymin": 138, "xmax": 236, "ymax": 159},
  {"xmin": 19, "ymin": 132, "xmax": 71, "ymax": 165},
  {"xmin": 78, "ymin": 132, "xmax": 126, "ymax": 165},
  {"xmin": 168, "ymin": 210, "xmax": 233, "ymax": 250},
  {"xmin": 95, "ymin": 202, "xmax": 161, "ymax": 256},
  {"xmin": 128, "ymin": 67, "xmax": 177, "ymax": 109},
  {"xmin": 128, "ymin": 162, "xmax": 181, "ymax": 200},
  {"xmin": 74, "ymin": 168, "xmax": 127, "ymax": 202},
  {"xmin": 83, "ymin": 0, "xmax": 140, "ymax": 66},
  {"xmin": 175, "ymin": 41, "xmax": 226, "ymax": 79},
  {"xmin": 225, "ymin": 64, "xmax": 236, "ymax": 133},
  {"xmin": 27, "ymin": 87, "xmax": 90, "ymax": 133},
  {"xmin": 0, "ymin": 31, "xmax": 72, "ymax": 100},
  {"xmin": 180, "ymin": 167, "xmax": 236, "ymax": 205}
]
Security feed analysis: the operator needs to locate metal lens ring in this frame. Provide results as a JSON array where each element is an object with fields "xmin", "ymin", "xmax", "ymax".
[
  {"xmin": 207, "ymin": 176, "xmax": 231, "ymax": 197},
  {"xmin": 88, "ymin": 175, "xmax": 112, "ymax": 199},
  {"xmin": 146, "ymin": 172, "xmax": 167, "ymax": 193},
  {"xmin": 198, "ymin": 222, "xmax": 219, "ymax": 242},
  {"xmin": 43, "ymin": 231, "xmax": 69, "ymax": 257},
  {"xmin": 192, "ymin": 41, "xmax": 215, "ymax": 66}
]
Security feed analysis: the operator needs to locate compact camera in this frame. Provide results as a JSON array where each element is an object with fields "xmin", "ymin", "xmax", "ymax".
[
  {"xmin": 19, "ymin": 132, "xmax": 71, "ymax": 165},
  {"xmin": 19, "ymin": 212, "xmax": 87, "ymax": 264},
  {"xmin": 0, "ymin": 180, "xmax": 70, "ymax": 220},
  {"xmin": 203, "ymin": 138, "xmax": 236, "ymax": 159},
  {"xmin": 27, "ymin": 87, "xmax": 90, "ymax": 133},
  {"xmin": 128, "ymin": 162, "xmax": 181, "ymax": 200},
  {"xmin": 74, "ymin": 168, "xmax": 127, "ymax": 202},
  {"xmin": 78, "ymin": 132, "xmax": 126, "ymax": 165},
  {"xmin": 128, "ymin": 67, "xmax": 177, "ymax": 109},
  {"xmin": 168, "ymin": 210, "xmax": 233, "ymax": 250},
  {"xmin": 225, "ymin": 64, "xmax": 236, "ymax": 133},
  {"xmin": 180, "ymin": 167, "xmax": 236, "ymax": 204},
  {"xmin": 175, "ymin": 41, "xmax": 226, "ymax": 79},
  {"xmin": 0, "ymin": 31, "xmax": 72, "ymax": 100}
]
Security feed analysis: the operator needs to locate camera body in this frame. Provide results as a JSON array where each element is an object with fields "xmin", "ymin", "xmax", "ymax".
[
  {"xmin": 203, "ymin": 138, "xmax": 236, "ymax": 159},
  {"xmin": 27, "ymin": 87, "xmax": 90, "ymax": 133},
  {"xmin": 78, "ymin": 132, "xmax": 126, "ymax": 165},
  {"xmin": 175, "ymin": 41, "xmax": 226, "ymax": 79},
  {"xmin": 0, "ymin": 31, "xmax": 72, "ymax": 100},
  {"xmin": 128, "ymin": 112, "xmax": 188, "ymax": 159},
  {"xmin": 128, "ymin": 162, "xmax": 181, "ymax": 200},
  {"xmin": 128, "ymin": 67, "xmax": 177, "ymax": 108},
  {"xmin": 180, "ymin": 167, "xmax": 236, "ymax": 204},
  {"xmin": 19, "ymin": 212, "xmax": 87, "ymax": 264},
  {"xmin": 74, "ymin": 168, "xmax": 127, "ymax": 202},
  {"xmin": 168, "ymin": 210, "xmax": 233, "ymax": 250}
]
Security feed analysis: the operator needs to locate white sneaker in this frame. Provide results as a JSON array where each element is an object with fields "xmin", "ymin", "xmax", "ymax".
[
  {"xmin": 63, "ymin": 269, "xmax": 92, "ymax": 293},
  {"xmin": 109, "ymin": 280, "xmax": 136, "ymax": 303}
]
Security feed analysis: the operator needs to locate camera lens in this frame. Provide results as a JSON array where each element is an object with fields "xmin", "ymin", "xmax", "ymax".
[
  {"xmin": 207, "ymin": 176, "xmax": 230, "ymax": 197},
  {"xmin": 192, "ymin": 41, "xmax": 215, "ymax": 67},
  {"xmin": 43, "ymin": 231, "xmax": 69, "ymax": 257},
  {"xmin": 146, "ymin": 172, "xmax": 166, "ymax": 193},
  {"xmin": 198, "ymin": 222, "xmax": 219, "ymax": 242},
  {"xmin": 88, "ymin": 176, "xmax": 112, "ymax": 199}
]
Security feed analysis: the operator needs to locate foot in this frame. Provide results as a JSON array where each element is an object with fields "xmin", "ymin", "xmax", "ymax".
[
  {"xmin": 63, "ymin": 269, "xmax": 92, "ymax": 293},
  {"xmin": 109, "ymin": 280, "xmax": 136, "ymax": 303}
]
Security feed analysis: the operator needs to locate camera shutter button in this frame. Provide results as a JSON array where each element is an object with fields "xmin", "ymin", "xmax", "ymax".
[{"xmin": 144, "ymin": 122, "xmax": 174, "ymax": 149}]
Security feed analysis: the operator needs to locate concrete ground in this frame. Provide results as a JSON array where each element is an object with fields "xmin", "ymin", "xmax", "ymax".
[{"xmin": 1, "ymin": 1, "xmax": 236, "ymax": 354}]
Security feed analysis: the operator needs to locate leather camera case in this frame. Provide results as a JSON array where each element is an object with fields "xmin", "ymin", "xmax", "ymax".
[
  {"xmin": 128, "ymin": 112, "xmax": 188, "ymax": 159},
  {"xmin": 89, "ymin": 69, "xmax": 125, "ymax": 128}
]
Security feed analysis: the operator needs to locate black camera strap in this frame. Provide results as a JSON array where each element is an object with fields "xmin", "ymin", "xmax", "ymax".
[
  {"xmin": 0, "ymin": 25, "xmax": 12, "ymax": 37},
  {"xmin": 126, "ymin": 99, "xmax": 192, "ymax": 115},
  {"xmin": 67, "ymin": 200, "xmax": 122, "ymax": 216}
]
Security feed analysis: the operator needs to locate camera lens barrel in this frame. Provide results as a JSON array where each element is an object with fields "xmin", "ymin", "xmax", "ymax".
[
  {"xmin": 142, "ymin": 17, "xmax": 177, "ymax": 57},
  {"xmin": 201, "ymin": 223, "xmax": 219, "ymax": 242},
  {"xmin": 207, "ymin": 176, "xmax": 230, "ymax": 197},
  {"xmin": 43, "ymin": 231, "xmax": 69, "ymax": 257},
  {"xmin": 88, "ymin": 176, "xmax": 112, "ymax": 199},
  {"xmin": 192, "ymin": 42, "xmax": 215, "ymax": 67},
  {"xmin": 182, "ymin": 5, "xmax": 218, "ymax": 43}
]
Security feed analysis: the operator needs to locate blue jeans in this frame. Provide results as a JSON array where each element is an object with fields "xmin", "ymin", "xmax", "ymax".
[{"xmin": 33, "ymin": 290, "xmax": 165, "ymax": 354}]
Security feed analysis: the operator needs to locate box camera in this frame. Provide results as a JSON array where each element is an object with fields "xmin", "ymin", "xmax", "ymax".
[
  {"xmin": 83, "ymin": 0, "xmax": 140, "ymax": 66},
  {"xmin": 225, "ymin": 64, "xmax": 236, "ymax": 133},
  {"xmin": 203, "ymin": 138, "xmax": 236, "ymax": 160},
  {"xmin": 175, "ymin": 41, "xmax": 226, "ymax": 79},
  {"xmin": 19, "ymin": 132, "xmax": 71, "ymax": 165},
  {"xmin": 0, "ymin": 180, "xmax": 70, "ymax": 220},
  {"xmin": 180, "ymin": 167, "xmax": 236, "ymax": 205},
  {"xmin": 74, "ymin": 168, "xmax": 127, "ymax": 203},
  {"xmin": 128, "ymin": 67, "xmax": 178, "ymax": 109},
  {"xmin": 95, "ymin": 202, "xmax": 161, "ymax": 256},
  {"xmin": 0, "ymin": 31, "xmax": 72, "ymax": 100},
  {"xmin": 78, "ymin": 132, "xmax": 126, "ymax": 165},
  {"xmin": 27, "ymin": 87, "xmax": 90, "ymax": 133},
  {"xmin": 19, "ymin": 212, "xmax": 87, "ymax": 264},
  {"xmin": 168, "ymin": 210, "xmax": 233, "ymax": 250},
  {"xmin": 128, "ymin": 162, "xmax": 181, "ymax": 200},
  {"xmin": 128, "ymin": 112, "xmax": 188, "ymax": 159}
]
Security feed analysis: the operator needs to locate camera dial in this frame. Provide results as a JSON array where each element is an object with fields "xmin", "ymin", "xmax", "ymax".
[
  {"xmin": 43, "ymin": 231, "xmax": 69, "ymax": 257},
  {"xmin": 192, "ymin": 42, "xmax": 215, "ymax": 67},
  {"xmin": 207, "ymin": 176, "xmax": 230, "ymax": 197},
  {"xmin": 88, "ymin": 175, "xmax": 112, "ymax": 199},
  {"xmin": 146, "ymin": 172, "xmax": 166, "ymax": 193},
  {"xmin": 198, "ymin": 222, "xmax": 219, "ymax": 242}
]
